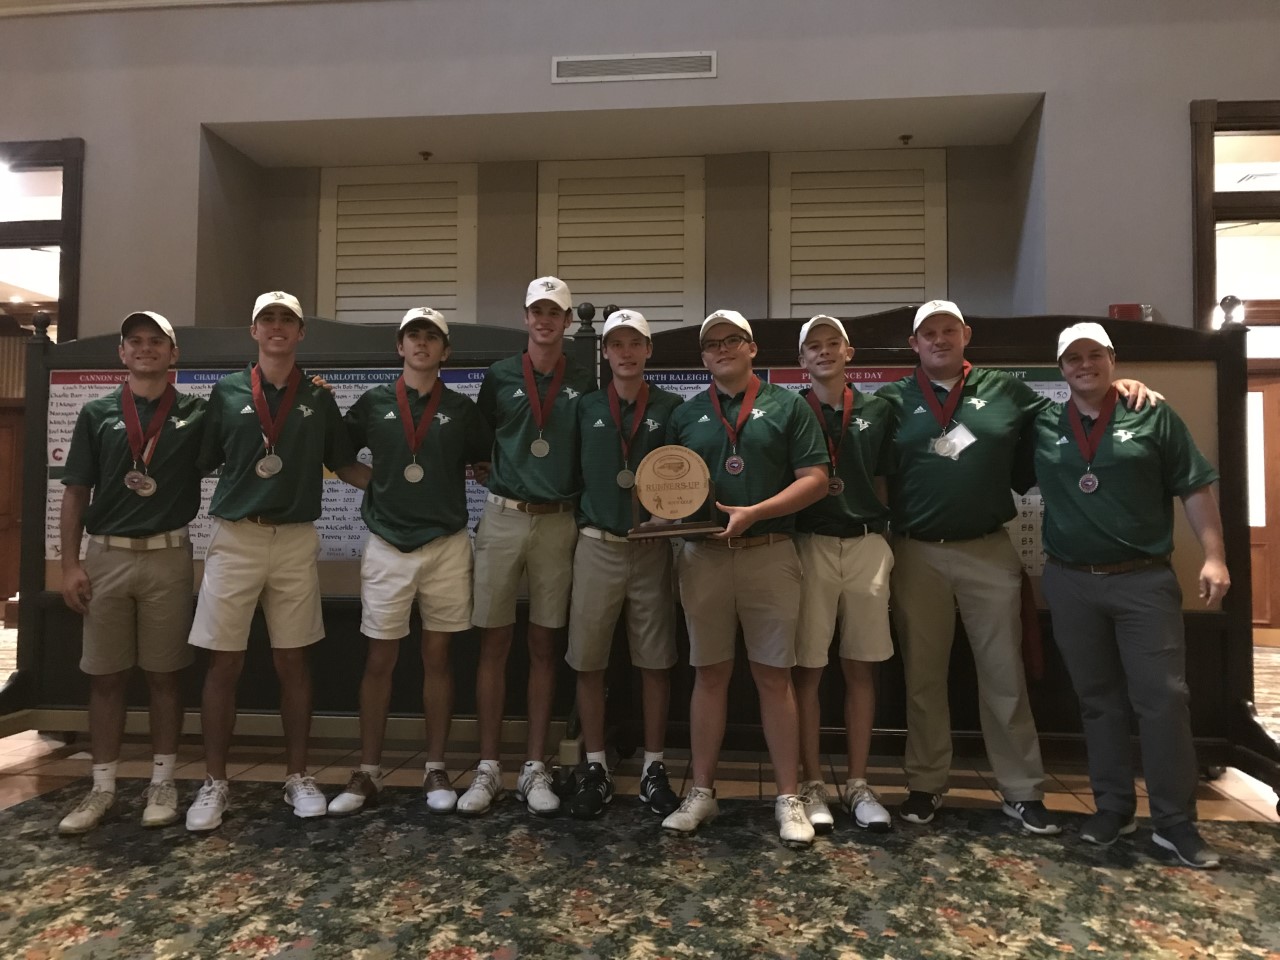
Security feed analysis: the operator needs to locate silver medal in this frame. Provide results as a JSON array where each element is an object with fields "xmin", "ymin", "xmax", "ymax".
[
  {"xmin": 404, "ymin": 462, "xmax": 425, "ymax": 483},
  {"xmin": 724, "ymin": 454, "xmax": 745, "ymax": 475},
  {"xmin": 932, "ymin": 436, "xmax": 957, "ymax": 458},
  {"xmin": 255, "ymin": 453, "xmax": 284, "ymax": 478},
  {"xmin": 1078, "ymin": 472, "xmax": 1099, "ymax": 494},
  {"xmin": 827, "ymin": 476, "xmax": 846, "ymax": 497},
  {"xmin": 616, "ymin": 469, "xmax": 636, "ymax": 489},
  {"xmin": 530, "ymin": 437, "xmax": 551, "ymax": 458}
]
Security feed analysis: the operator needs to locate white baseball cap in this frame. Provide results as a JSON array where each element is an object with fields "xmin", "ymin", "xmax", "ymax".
[
  {"xmin": 601, "ymin": 308, "xmax": 650, "ymax": 342},
  {"xmin": 120, "ymin": 311, "xmax": 177, "ymax": 347},
  {"xmin": 798, "ymin": 314, "xmax": 848, "ymax": 351},
  {"xmin": 252, "ymin": 291, "xmax": 304, "ymax": 322},
  {"xmin": 912, "ymin": 299, "xmax": 965, "ymax": 332},
  {"xmin": 699, "ymin": 309, "xmax": 753, "ymax": 342},
  {"xmin": 399, "ymin": 307, "xmax": 450, "ymax": 340},
  {"xmin": 525, "ymin": 277, "xmax": 572, "ymax": 311},
  {"xmin": 1056, "ymin": 322, "xmax": 1114, "ymax": 360}
]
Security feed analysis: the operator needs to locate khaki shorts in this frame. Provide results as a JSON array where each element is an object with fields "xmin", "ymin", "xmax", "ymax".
[
  {"xmin": 360, "ymin": 530, "xmax": 473, "ymax": 638},
  {"xmin": 794, "ymin": 532, "xmax": 895, "ymax": 667},
  {"xmin": 188, "ymin": 519, "xmax": 324, "ymax": 651},
  {"xmin": 566, "ymin": 531, "xmax": 677, "ymax": 672},
  {"xmin": 81, "ymin": 538, "xmax": 195, "ymax": 675},
  {"xmin": 471, "ymin": 500, "xmax": 578, "ymax": 629},
  {"xmin": 676, "ymin": 538, "xmax": 801, "ymax": 668}
]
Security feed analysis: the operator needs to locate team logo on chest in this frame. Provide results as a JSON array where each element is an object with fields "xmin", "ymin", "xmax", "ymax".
[
  {"xmin": 853, "ymin": 417, "xmax": 871, "ymax": 432},
  {"xmin": 1114, "ymin": 429, "xmax": 1135, "ymax": 443},
  {"xmin": 965, "ymin": 397, "xmax": 987, "ymax": 410},
  {"xmin": 435, "ymin": 412, "xmax": 451, "ymax": 425},
  {"xmin": 170, "ymin": 416, "xmax": 188, "ymax": 429},
  {"xmin": 750, "ymin": 409, "xmax": 765, "ymax": 420},
  {"xmin": 645, "ymin": 418, "xmax": 660, "ymax": 432},
  {"xmin": 563, "ymin": 387, "xmax": 580, "ymax": 399},
  {"xmin": 298, "ymin": 404, "xmax": 313, "ymax": 418}
]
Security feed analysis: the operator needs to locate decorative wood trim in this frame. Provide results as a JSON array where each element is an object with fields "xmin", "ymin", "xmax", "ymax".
[
  {"xmin": 1244, "ymin": 300, "xmax": 1280, "ymax": 326},
  {"xmin": 1191, "ymin": 100, "xmax": 1217, "ymax": 331}
]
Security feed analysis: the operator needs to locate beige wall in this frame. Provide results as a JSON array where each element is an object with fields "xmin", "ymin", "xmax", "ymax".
[{"xmin": 5, "ymin": 0, "xmax": 1278, "ymax": 336}]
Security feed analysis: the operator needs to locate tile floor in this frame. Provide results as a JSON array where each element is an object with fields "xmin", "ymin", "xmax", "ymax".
[{"xmin": 2, "ymin": 729, "xmax": 1277, "ymax": 825}]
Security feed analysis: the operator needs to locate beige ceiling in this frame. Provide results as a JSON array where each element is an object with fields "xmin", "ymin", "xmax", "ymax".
[{"xmin": 208, "ymin": 93, "xmax": 1043, "ymax": 168}]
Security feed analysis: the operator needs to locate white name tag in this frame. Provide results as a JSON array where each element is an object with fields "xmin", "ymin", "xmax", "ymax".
[{"xmin": 930, "ymin": 422, "xmax": 977, "ymax": 460}]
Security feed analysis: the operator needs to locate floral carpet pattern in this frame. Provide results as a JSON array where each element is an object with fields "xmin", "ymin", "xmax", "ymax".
[{"xmin": 1, "ymin": 781, "xmax": 1278, "ymax": 959}]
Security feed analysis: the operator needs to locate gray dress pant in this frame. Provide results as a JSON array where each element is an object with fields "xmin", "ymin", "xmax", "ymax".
[{"xmin": 1041, "ymin": 562, "xmax": 1198, "ymax": 829}]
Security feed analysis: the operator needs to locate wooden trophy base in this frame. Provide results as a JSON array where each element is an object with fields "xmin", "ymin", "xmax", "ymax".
[{"xmin": 627, "ymin": 520, "xmax": 725, "ymax": 541}]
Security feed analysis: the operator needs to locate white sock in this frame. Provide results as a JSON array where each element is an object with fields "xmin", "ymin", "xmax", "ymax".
[
  {"xmin": 424, "ymin": 760, "xmax": 446, "ymax": 772},
  {"xmin": 586, "ymin": 751, "xmax": 608, "ymax": 770},
  {"xmin": 151, "ymin": 754, "xmax": 177, "ymax": 784},
  {"xmin": 360, "ymin": 763, "xmax": 382, "ymax": 780},
  {"xmin": 643, "ymin": 751, "xmax": 664, "ymax": 778},
  {"xmin": 92, "ymin": 761, "xmax": 117, "ymax": 793}
]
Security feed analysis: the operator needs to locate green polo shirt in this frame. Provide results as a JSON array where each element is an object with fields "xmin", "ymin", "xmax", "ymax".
[
  {"xmin": 877, "ymin": 366, "xmax": 1051, "ymax": 541},
  {"xmin": 669, "ymin": 379, "xmax": 829, "ymax": 537},
  {"xmin": 345, "ymin": 381, "xmax": 492, "ymax": 551},
  {"xmin": 62, "ymin": 386, "xmax": 206, "ymax": 538},
  {"xmin": 794, "ymin": 388, "xmax": 893, "ymax": 537},
  {"xmin": 199, "ymin": 365, "xmax": 357, "ymax": 523},
  {"xmin": 1033, "ymin": 399, "xmax": 1218, "ymax": 564},
  {"xmin": 577, "ymin": 382, "xmax": 683, "ymax": 537},
  {"xmin": 477, "ymin": 352, "xmax": 596, "ymax": 504}
]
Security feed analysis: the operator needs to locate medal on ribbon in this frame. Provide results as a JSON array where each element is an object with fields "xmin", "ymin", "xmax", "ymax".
[
  {"xmin": 916, "ymin": 361, "xmax": 972, "ymax": 458},
  {"xmin": 522, "ymin": 353, "xmax": 566, "ymax": 458},
  {"xmin": 708, "ymin": 375, "xmax": 761, "ymax": 477},
  {"xmin": 608, "ymin": 379, "xmax": 649, "ymax": 489},
  {"xmin": 120, "ymin": 384, "xmax": 176, "ymax": 497},
  {"xmin": 804, "ymin": 385, "xmax": 853, "ymax": 498},
  {"xmin": 251, "ymin": 363, "xmax": 302, "ymax": 478},
  {"xmin": 396, "ymin": 377, "xmax": 446, "ymax": 484},
  {"xmin": 1067, "ymin": 386, "xmax": 1119, "ymax": 495}
]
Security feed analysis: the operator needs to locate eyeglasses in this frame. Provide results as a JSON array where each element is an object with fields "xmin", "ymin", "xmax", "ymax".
[{"xmin": 700, "ymin": 333, "xmax": 751, "ymax": 353}]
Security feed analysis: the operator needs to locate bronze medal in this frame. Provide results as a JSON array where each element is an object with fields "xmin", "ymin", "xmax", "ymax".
[
  {"xmin": 724, "ymin": 454, "xmax": 745, "ymax": 475},
  {"xmin": 827, "ymin": 476, "xmax": 846, "ymax": 496}
]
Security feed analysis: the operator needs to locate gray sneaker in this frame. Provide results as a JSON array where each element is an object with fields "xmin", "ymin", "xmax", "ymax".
[
  {"xmin": 141, "ymin": 780, "xmax": 179, "ymax": 828},
  {"xmin": 186, "ymin": 777, "xmax": 229, "ymax": 832},
  {"xmin": 58, "ymin": 788, "xmax": 114, "ymax": 835}
]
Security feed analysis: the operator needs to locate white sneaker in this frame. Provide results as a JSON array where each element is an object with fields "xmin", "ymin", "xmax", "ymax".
[
  {"xmin": 457, "ymin": 764, "xmax": 504, "ymax": 816},
  {"xmin": 141, "ymin": 780, "xmax": 179, "ymax": 828},
  {"xmin": 516, "ymin": 760, "xmax": 560, "ymax": 817},
  {"xmin": 776, "ymin": 794, "xmax": 816, "ymax": 848},
  {"xmin": 798, "ymin": 779, "xmax": 834, "ymax": 834},
  {"xmin": 662, "ymin": 787, "xmax": 719, "ymax": 834},
  {"xmin": 327, "ymin": 769, "xmax": 381, "ymax": 816},
  {"xmin": 844, "ymin": 779, "xmax": 892, "ymax": 832},
  {"xmin": 58, "ymin": 787, "xmax": 114, "ymax": 835},
  {"xmin": 423, "ymin": 768, "xmax": 457, "ymax": 814},
  {"xmin": 186, "ymin": 777, "xmax": 229, "ymax": 832},
  {"xmin": 284, "ymin": 774, "xmax": 327, "ymax": 818}
]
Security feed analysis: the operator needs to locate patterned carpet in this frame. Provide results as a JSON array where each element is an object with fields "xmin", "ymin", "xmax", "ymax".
[{"xmin": 2, "ymin": 782, "xmax": 1278, "ymax": 959}]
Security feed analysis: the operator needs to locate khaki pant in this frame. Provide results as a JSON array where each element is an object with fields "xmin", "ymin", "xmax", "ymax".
[{"xmin": 890, "ymin": 531, "xmax": 1045, "ymax": 800}]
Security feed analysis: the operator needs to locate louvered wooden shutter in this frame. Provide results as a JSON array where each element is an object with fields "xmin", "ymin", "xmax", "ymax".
[
  {"xmin": 318, "ymin": 164, "xmax": 478, "ymax": 324},
  {"xmin": 770, "ymin": 150, "xmax": 946, "ymax": 319},
  {"xmin": 537, "ymin": 158, "xmax": 704, "ymax": 329}
]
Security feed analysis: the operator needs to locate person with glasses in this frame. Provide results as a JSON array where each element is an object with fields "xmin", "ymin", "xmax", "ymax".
[
  {"xmin": 185, "ymin": 292, "xmax": 370, "ymax": 832},
  {"xmin": 662, "ymin": 309, "xmax": 829, "ymax": 847},
  {"xmin": 56, "ymin": 311, "xmax": 205, "ymax": 834},
  {"xmin": 460, "ymin": 277, "xmax": 596, "ymax": 818},
  {"xmin": 790, "ymin": 315, "xmax": 896, "ymax": 835},
  {"xmin": 562, "ymin": 309, "xmax": 684, "ymax": 820},
  {"xmin": 1036, "ymin": 323, "xmax": 1228, "ymax": 868},
  {"xmin": 326, "ymin": 308, "xmax": 492, "ymax": 817}
]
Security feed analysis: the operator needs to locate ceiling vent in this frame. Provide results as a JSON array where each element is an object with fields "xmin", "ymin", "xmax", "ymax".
[{"xmin": 552, "ymin": 51, "xmax": 716, "ymax": 84}]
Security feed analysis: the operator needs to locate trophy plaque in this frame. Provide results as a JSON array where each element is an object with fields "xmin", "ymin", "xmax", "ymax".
[{"xmin": 628, "ymin": 445, "xmax": 725, "ymax": 540}]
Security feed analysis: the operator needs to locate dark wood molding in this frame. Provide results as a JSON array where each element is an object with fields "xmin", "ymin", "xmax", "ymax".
[
  {"xmin": 1247, "ymin": 359, "xmax": 1280, "ymax": 376},
  {"xmin": 1191, "ymin": 100, "xmax": 1217, "ymax": 331},
  {"xmin": 1244, "ymin": 299, "xmax": 1280, "ymax": 325}
]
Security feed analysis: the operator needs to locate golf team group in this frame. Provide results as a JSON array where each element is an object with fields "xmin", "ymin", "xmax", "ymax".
[{"xmin": 50, "ymin": 276, "xmax": 1232, "ymax": 869}]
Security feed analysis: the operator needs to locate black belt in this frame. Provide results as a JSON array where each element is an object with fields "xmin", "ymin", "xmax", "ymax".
[{"xmin": 1046, "ymin": 555, "xmax": 1170, "ymax": 576}]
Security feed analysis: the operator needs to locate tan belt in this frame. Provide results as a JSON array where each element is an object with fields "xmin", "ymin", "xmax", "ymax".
[
  {"xmin": 1047, "ymin": 555, "xmax": 1170, "ymax": 576},
  {"xmin": 701, "ymin": 533, "xmax": 792, "ymax": 550},
  {"xmin": 90, "ymin": 530, "xmax": 188, "ymax": 551},
  {"xmin": 486, "ymin": 492, "xmax": 574, "ymax": 516},
  {"xmin": 580, "ymin": 526, "xmax": 630, "ymax": 544}
]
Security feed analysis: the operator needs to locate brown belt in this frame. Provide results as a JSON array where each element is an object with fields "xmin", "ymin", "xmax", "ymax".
[
  {"xmin": 486, "ymin": 493, "xmax": 573, "ymax": 516},
  {"xmin": 702, "ymin": 533, "xmax": 792, "ymax": 550},
  {"xmin": 242, "ymin": 514, "xmax": 283, "ymax": 526},
  {"xmin": 1046, "ymin": 555, "xmax": 1170, "ymax": 576}
]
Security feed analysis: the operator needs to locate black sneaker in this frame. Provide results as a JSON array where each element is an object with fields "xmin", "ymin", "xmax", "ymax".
[
  {"xmin": 898, "ymin": 790, "xmax": 941, "ymax": 825},
  {"xmin": 1079, "ymin": 810, "xmax": 1137, "ymax": 846},
  {"xmin": 1001, "ymin": 799, "xmax": 1062, "ymax": 835},
  {"xmin": 1153, "ymin": 821, "xmax": 1222, "ymax": 869},
  {"xmin": 638, "ymin": 760, "xmax": 680, "ymax": 816},
  {"xmin": 566, "ymin": 762, "xmax": 614, "ymax": 820}
]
